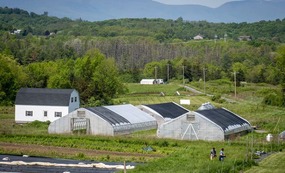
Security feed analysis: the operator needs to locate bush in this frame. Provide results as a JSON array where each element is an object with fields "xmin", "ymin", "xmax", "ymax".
[
  {"xmin": 211, "ymin": 94, "xmax": 225, "ymax": 103},
  {"xmin": 26, "ymin": 120, "xmax": 50, "ymax": 128},
  {"xmin": 262, "ymin": 92, "xmax": 283, "ymax": 106}
]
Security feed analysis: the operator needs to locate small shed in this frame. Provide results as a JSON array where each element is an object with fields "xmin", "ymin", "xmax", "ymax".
[
  {"xmin": 15, "ymin": 88, "xmax": 79, "ymax": 123},
  {"xmin": 48, "ymin": 104, "xmax": 157, "ymax": 136},
  {"xmin": 156, "ymin": 103, "xmax": 252, "ymax": 141},
  {"xmin": 194, "ymin": 34, "xmax": 203, "ymax": 40},
  {"xmin": 138, "ymin": 102, "xmax": 190, "ymax": 127},
  {"xmin": 140, "ymin": 79, "xmax": 164, "ymax": 85}
]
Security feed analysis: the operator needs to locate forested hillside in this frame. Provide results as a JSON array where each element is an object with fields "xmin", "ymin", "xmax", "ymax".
[{"xmin": 1, "ymin": 7, "xmax": 285, "ymax": 106}]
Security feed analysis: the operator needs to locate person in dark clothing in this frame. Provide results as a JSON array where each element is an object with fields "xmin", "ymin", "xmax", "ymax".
[{"xmin": 210, "ymin": 147, "xmax": 217, "ymax": 160}]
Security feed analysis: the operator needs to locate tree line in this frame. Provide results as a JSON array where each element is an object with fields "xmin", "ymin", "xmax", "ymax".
[
  {"xmin": 0, "ymin": 50, "xmax": 126, "ymax": 106},
  {"xmin": 1, "ymin": 7, "xmax": 285, "ymax": 106}
]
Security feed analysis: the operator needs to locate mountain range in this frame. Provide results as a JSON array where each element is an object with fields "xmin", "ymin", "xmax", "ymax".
[{"xmin": 0, "ymin": 0, "xmax": 285, "ymax": 23}]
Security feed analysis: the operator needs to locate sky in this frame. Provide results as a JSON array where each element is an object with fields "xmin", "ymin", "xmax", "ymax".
[{"xmin": 153, "ymin": 0, "xmax": 241, "ymax": 8}]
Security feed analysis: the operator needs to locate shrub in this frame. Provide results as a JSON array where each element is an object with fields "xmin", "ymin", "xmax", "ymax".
[{"xmin": 262, "ymin": 92, "xmax": 283, "ymax": 106}]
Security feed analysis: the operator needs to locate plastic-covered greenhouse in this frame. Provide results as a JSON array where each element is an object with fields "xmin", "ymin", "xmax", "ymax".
[
  {"xmin": 138, "ymin": 102, "xmax": 190, "ymax": 127},
  {"xmin": 156, "ymin": 102, "xmax": 252, "ymax": 141},
  {"xmin": 48, "ymin": 104, "xmax": 157, "ymax": 136}
]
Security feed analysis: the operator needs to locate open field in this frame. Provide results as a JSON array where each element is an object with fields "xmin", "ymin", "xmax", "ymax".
[{"xmin": 0, "ymin": 81, "xmax": 285, "ymax": 172}]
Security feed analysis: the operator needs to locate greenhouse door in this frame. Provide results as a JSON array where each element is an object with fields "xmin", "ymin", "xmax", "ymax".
[{"xmin": 71, "ymin": 118, "xmax": 90, "ymax": 134}]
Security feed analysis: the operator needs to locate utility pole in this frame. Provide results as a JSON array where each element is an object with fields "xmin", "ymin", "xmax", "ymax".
[
  {"xmin": 203, "ymin": 68, "xmax": 207, "ymax": 94},
  {"xmin": 234, "ymin": 71, "xmax": 237, "ymax": 99},
  {"xmin": 182, "ymin": 65, "xmax": 185, "ymax": 86},
  {"xmin": 155, "ymin": 66, "xmax": 157, "ymax": 84},
  {"xmin": 167, "ymin": 63, "xmax": 170, "ymax": 82}
]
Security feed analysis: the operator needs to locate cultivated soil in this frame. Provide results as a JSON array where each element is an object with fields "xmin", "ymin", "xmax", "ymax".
[{"xmin": 0, "ymin": 142, "xmax": 163, "ymax": 161}]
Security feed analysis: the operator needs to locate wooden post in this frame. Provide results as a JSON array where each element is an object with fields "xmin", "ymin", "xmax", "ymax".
[{"xmin": 124, "ymin": 160, "xmax": 126, "ymax": 173}]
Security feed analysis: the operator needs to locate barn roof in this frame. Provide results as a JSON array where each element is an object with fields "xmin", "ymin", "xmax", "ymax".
[
  {"xmin": 15, "ymin": 88, "xmax": 76, "ymax": 106},
  {"xmin": 144, "ymin": 102, "xmax": 189, "ymax": 119},
  {"xmin": 195, "ymin": 108, "xmax": 251, "ymax": 132},
  {"xmin": 86, "ymin": 107, "xmax": 130, "ymax": 125}
]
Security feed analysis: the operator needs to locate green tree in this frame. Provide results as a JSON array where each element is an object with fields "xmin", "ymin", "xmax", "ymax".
[
  {"xmin": 0, "ymin": 53, "xmax": 27, "ymax": 105},
  {"xmin": 143, "ymin": 61, "xmax": 162, "ymax": 79},
  {"xmin": 275, "ymin": 45, "xmax": 285, "ymax": 105},
  {"xmin": 25, "ymin": 61, "xmax": 56, "ymax": 88},
  {"xmin": 74, "ymin": 49, "xmax": 126, "ymax": 105},
  {"xmin": 47, "ymin": 59, "xmax": 75, "ymax": 88}
]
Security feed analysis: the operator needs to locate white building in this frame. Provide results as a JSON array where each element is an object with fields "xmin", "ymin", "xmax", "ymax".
[
  {"xmin": 48, "ymin": 104, "xmax": 157, "ymax": 136},
  {"xmin": 15, "ymin": 88, "xmax": 80, "ymax": 123},
  {"xmin": 157, "ymin": 103, "xmax": 252, "ymax": 141},
  {"xmin": 193, "ymin": 34, "xmax": 203, "ymax": 40},
  {"xmin": 140, "ymin": 79, "xmax": 164, "ymax": 85}
]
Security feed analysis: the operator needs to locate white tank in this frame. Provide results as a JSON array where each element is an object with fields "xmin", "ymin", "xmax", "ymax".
[{"xmin": 266, "ymin": 133, "xmax": 273, "ymax": 142}]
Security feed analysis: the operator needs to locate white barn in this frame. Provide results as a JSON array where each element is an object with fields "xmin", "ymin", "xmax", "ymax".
[
  {"xmin": 15, "ymin": 88, "xmax": 80, "ymax": 123},
  {"xmin": 157, "ymin": 103, "xmax": 252, "ymax": 141},
  {"xmin": 138, "ymin": 102, "xmax": 190, "ymax": 127},
  {"xmin": 48, "ymin": 104, "xmax": 157, "ymax": 136}
]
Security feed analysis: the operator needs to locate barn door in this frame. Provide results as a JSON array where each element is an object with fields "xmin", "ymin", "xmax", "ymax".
[{"xmin": 71, "ymin": 118, "xmax": 90, "ymax": 134}]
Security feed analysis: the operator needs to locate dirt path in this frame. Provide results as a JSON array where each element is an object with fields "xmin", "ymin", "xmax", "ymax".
[{"xmin": 0, "ymin": 142, "xmax": 163, "ymax": 160}]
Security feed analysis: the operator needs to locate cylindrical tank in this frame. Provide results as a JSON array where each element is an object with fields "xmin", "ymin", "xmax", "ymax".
[{"xmin": 266, "ymin": 133, "xmax": 273, "ymax": 142}]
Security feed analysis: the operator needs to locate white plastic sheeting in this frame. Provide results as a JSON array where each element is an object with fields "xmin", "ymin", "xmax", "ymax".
[
  {"xmin": 105, "ymin": 104, "xmax": 156, "ymax": 124},
  {"xmin": 49, "ymin": 104, "xmax": 157, "ymax": 136}
]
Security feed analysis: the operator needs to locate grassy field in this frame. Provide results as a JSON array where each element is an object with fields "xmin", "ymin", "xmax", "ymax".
[
  {"xmin": 245, "ymin": 151, "xmax": 285, "ymax": 173},
  {"xmin": 0, "ymin": 81, "xmax": 285, "ymax": 172}
]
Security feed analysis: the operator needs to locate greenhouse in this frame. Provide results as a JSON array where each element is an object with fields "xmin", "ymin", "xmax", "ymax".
[
  {"xmin": 157, "ymin": 103, "xmax": 252, "ymax": 141},
  {"xmin": 48, "ymin": 104, "xmax": 157, "ymax": 136},
  {"xmin": 138, "ymin": 102, "xmax": 190, "ymax": 127}
]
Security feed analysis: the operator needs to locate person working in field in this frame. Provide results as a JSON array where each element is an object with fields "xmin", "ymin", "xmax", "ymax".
[
  {"xmin": 219, "ymin": 148, "xmax": 226, "ymax": 161},
  {"xmin": 210, "ymin": 147, "xmax": 217, "ymax": 160}
]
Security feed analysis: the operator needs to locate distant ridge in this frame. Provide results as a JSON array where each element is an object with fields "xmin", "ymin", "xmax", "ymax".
[{"xmin": 0, "ymin": 0, "xmax": 285, "ymax": 22}]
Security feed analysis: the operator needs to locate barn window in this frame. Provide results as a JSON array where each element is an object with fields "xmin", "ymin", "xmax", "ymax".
[
  {"xmin": 54, "ymin": 112, "xmax": 62, "ymax": 117},
  {"xmin": 75, "ymin": 97, "xmax": 77, "ymax": 102},
  {"xmin": 71, "ymin": 97, "xmax": 73, "ymax": 102},
  {"xmin": 187, "ymin": 114, "xmax": 195, "ymax": 122},
  {"xmin": 44, "ymin": 111, "xmax": 48, "ymax": 117},
  {"xmin": 25, "ymin": 111, "xmax": 33, "ymax": 116}
]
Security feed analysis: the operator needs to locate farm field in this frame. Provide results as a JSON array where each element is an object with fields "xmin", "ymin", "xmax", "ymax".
[{"xmin": 0, "ymin": 81, "xmax": 285, "ymax": 172}]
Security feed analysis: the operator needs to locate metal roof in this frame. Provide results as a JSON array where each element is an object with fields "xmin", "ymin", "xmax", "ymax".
[
  {"xmin": 86, "ymin": 107, "xmax": 130, "ymax": 125},
  {"xmin": 15, "ymin": 88, "xmax": 76, "ymax": 106},
  {"xmin": 144, "ymin": 102, "xmax": 189, "ymax": 119},
  {"xmin": 195, "ymin": 108, "xmax": 251, "ymax": 131}
]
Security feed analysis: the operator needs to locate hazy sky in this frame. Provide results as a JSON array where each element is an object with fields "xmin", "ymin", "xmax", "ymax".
[{"xmin": 153, "ymin": 0, "xmax": 241, "ymax": 8}]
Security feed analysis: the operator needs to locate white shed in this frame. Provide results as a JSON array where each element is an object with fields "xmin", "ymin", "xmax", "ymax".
[
  {"xmin": 140, "ymin": 79, "xmax": 164, "ymax": 85},
  {"xmin": 193, "ymin": 34, "xmax": 203, "ymax": 40},
  {"xmin": 48, "ymin": 104, "xmax": 157, "ymax": 136},
  {"xmin": 157, "ymin": 105, "xmax": 252, "ymax": 141},
  {"xmin": 15, "ymin": 88, "xmax": 80, "ymax": 123}
]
